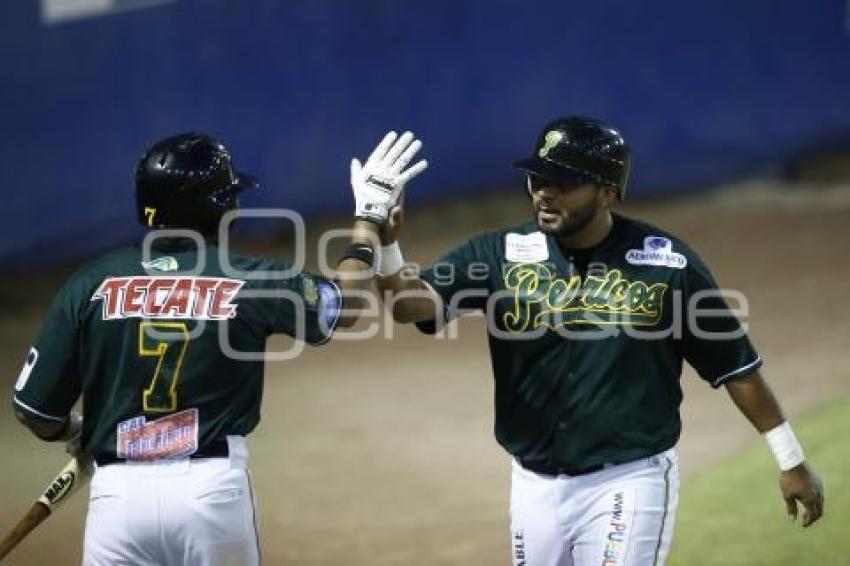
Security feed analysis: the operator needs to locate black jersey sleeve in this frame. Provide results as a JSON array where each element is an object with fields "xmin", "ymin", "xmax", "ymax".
[
  {"xmin": 12, "ymin": 276, "xmax": 84, "ymax": 420},
  {"xmin": 679, "ymin": 251, "xmax": 762, "ymax": 388},
  {"xmin": 416, "ymin": 236, "xmax": 492, "ymax": 334},
  {"xmin": 245, "ymin": 265, "xmax": 341, "ymax": 346}
]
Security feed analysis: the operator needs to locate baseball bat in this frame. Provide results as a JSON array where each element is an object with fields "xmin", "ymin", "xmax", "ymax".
[{"xmin": 0, "ymin": 455, "xmax": 93, "ymax": 561}]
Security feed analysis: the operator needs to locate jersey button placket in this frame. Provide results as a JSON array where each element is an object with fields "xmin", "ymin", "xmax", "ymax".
[
  {"xmin": 555, "ymin": 373, "xmax": 575, "ymax": 432},
  {"xmin": 553, "ymin": 370, "xmax": 575, "ymax": 467}
]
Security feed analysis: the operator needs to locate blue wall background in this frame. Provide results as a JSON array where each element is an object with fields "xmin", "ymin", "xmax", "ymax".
[{"xmin": 3, "ymin": 0, "xmax": 850, "ymax": 264}]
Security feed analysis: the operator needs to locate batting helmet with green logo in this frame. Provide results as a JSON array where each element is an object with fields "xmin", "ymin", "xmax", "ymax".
[{"xmin": 514, "ymin": 116, "xmax": 630, "ymax": 201}]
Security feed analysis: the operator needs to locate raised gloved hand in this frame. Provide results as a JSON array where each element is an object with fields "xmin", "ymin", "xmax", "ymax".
[{"xmin": 350, "ymin": 131, "xmax": 427, "ymax": 225}]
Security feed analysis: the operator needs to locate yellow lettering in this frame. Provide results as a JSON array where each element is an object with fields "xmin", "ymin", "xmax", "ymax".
[
  {"xmin": 503, "ymin": 264, "xmax": 549, "ymax": 332},
  {"xmin": 502, "ymin": 263, "xmax": 668, "ymax": 331}
]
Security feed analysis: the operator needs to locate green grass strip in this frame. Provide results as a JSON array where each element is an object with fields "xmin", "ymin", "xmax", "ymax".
[{"xmin": 668, "ymin": 397, "xmax": 849, "ymax": 565}]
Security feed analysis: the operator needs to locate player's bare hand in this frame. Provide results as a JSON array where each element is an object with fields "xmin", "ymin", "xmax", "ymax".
[{"xmin": 780, "ymin": 462, "xmax": 824, "ymax": 527}]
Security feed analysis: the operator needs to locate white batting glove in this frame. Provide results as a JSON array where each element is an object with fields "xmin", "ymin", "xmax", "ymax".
[{"xmin": 350, "ymin": 131, "xmax": 428, "ymax": 225}]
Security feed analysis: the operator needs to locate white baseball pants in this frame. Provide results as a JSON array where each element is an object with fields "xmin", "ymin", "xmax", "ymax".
[
  {"xmin": 510, "ymin": 449, "xmax": 679, "ymax": 566},
  {"xmin": 82, "ymin": 436, "xmax": 260, "ymax": 566}
]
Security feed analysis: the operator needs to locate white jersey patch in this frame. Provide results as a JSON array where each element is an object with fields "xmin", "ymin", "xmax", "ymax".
[
  {"xmin": 15, "ymin": 347, "xmax": 39, "ymax": 392},
  {"xmin": 626, "ymin": 237, "xmax": 687, "ymax": 269},
  {"xmin": 505, "ymin": 232, "xmax": 549, "ymax": 263},
  {"xmin": 141, "ymin": 256, "xmax": 179, "ymax": 272}
]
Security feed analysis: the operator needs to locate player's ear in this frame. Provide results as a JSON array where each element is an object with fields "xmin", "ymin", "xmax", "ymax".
[{"xmin": 597, "ymin": 185, "xmax": 617, "ymax": 209}]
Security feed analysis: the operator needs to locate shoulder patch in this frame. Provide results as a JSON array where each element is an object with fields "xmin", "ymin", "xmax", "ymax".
[
  {"xmin": 505, "ymin": 232, "xmax": 548, "ymax": 263},
  {"xmin": 625, "ymin": 236, "xmax": 687, "ymax": 269},
  {"xmin": 317, "ymin": 280, "xmax": 342, "ymax": 334}
]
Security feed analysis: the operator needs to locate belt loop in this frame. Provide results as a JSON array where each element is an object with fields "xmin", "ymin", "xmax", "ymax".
[{"xmin": 226, "ymin": 435, "xmax": 249, "ymax": 469}]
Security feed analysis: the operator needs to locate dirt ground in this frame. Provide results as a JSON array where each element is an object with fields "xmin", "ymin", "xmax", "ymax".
[{"xmin": 1, "ymin": 181, "xmax": 848, "ymax": 565}]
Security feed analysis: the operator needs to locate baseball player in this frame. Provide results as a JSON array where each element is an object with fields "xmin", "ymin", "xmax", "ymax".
[
  {"xmin": 375, "ymin": 117, "xmax": 824, "ymax": 565},
  {"xmin": 12, "ymin": 130, "xmax": 426, "ymax": 565}
]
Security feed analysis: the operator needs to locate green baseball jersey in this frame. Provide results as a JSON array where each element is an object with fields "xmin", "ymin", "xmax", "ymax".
[
  {"xmin": 13, "ymin": 238, "xmax": 340, "ymax": 463},
  {"xmin": 418, "ymin": 213, "xmax": 761, "ymax": 472}
]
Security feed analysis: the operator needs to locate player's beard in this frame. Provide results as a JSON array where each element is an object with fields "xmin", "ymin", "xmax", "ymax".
[{"xmin": 535, "ymin": 198, "xmax": 598, "ymax": 238}]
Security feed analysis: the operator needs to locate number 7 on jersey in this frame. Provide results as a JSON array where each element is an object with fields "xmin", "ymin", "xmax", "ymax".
[{"xmin": 138, "ymin": 322, "xmax": 190, "ymax": 412}]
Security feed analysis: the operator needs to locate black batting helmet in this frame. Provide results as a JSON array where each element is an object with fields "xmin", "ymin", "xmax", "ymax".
[
  {"xmin": 135, "ymin": 132, "xmax": 258, "ymax": 234},
  {"xmin": 514, "ymin": 116, "xmax": 630, "ymax": 201}
]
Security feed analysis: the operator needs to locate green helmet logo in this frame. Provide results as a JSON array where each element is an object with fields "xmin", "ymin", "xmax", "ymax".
[{"xmin": 538, "ymin": 130, "xmax": 564, "ymax": 158}]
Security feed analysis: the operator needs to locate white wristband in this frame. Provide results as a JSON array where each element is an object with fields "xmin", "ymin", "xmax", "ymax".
[
  {"xmin": 763, "ymin": 422, "xmax": 805, "ymax": 471},
  {"xmin": 377, "ymin": 242, "xmax": 405, "ymax": 276}
]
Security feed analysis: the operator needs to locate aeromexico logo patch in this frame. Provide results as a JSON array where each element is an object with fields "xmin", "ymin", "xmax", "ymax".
[
  {"xmin": 91, "ymin": 277, "xmax": 244, "ymax": 320},
  {"xmin": 625, "ymin": 237, "xmax": 687, "ymax": 269}
]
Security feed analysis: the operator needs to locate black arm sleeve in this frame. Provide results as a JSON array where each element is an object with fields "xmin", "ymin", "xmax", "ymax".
[
  {"xmin": 679, "ymin": 253, "xmax": 762, "ymax": 388},
  {"xmin": 241, "ymin": 259, "xmax": 342, "ymax": 346},
  {"xmin": 416, "ymin": 237, "xmax": 491, "ymax": 335},
  {"xmin": 13, "ymin": 276, "xmax": 84, "ymax": 420}
]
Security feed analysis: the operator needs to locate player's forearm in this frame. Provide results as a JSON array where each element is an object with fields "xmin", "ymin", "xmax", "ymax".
[
  {"xmin": 335, "ymin": 259, "xmax": 372, "ymax": 328},
  {"xmin": 334, "ymin": 220, "xmax": 380, "ymax": 328},
  {"xmin": 727, "ymin": 369, "xmax": 820, "ymax": 515},
  {"xmin": 724, "ymin": 371, "xmax": 786, "ymax": 433},
  {"xmin": 376, "ymin": 271, "xmax": 442, "ymax": 324}
]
